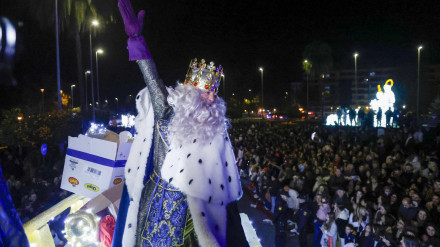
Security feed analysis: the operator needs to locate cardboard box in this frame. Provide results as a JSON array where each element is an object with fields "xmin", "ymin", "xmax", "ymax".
[{"xmin": 61, "ymin": 133, "xmax": 131, "ymax": 199}]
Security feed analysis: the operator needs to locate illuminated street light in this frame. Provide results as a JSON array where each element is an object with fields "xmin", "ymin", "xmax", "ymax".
[
  {"xmin": 115, "ymin": 98, "xmax": 119, "ymax": 115},
  {"xmin": 417, "ymin": 46, "xmax": 423, "ymax": 121},
  {"xmin": 259, "ymin": 67, "xmax": 264, "ymax": 109},
  {"xmin": 89, "ymin": 19, "xmax": 99, "ymax": 121},
  {"xmin": 71, "ymin": 84, "xmax": 76, "ymax": 108},
  {"xmin": 96, "ymin": 49, "xmax": 104, "ymax": 105},
  {"xmin": 40, "ymin": 88, "xmax": 45, "ymax": 113},
  {"xmin": 354, "ymin": 52, "xmax": 359, "ymax": 105},
  {"xmin": 303, "ymin": 60, "xmax": 310, "ymax": 111}
]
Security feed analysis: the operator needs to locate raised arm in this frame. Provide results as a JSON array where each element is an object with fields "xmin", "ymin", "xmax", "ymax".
[{"xmin": 118, "ymin": 0, "xmax": 168, "ymax": 119}]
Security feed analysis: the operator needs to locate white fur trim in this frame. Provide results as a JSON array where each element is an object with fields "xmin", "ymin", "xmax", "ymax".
[
  {"xmin": 161, "ymin": 132, "xmax": 242, "ymax": 246},
  {"xmin": 161, "ymin": 132, "xmax": 242, "ymax": 205},
  {"xmin": 122, "ymin": 87, "xmax": 155, "ymax": 247},
  {"xmin": 187, "ymin": 196, "xmax": 225, "ymax": 247}
]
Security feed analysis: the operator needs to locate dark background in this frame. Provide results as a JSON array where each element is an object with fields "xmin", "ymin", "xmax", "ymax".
[{"xmin": 1, "ymin": 0, "xmax": 440, "ymax": 111}]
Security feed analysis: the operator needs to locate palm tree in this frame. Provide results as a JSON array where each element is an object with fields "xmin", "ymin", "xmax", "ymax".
[
  {"xmin": 303, "ymin": 41, "xmax": 333, "ymax": 117},
  {"xmin": 30, "ymin": 0, "xmax": 116, "ymax": 113},
  {"xmin": 303, "ymin": 41, "xmax": 333, "ymax": 77}
]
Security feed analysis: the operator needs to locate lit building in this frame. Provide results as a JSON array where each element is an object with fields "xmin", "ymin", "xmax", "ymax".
[
  {"xmin": 425, "ymin": 64, "xmax": 440, "ymax": 101},
  {"xmin": 300, "ymin": 67, "xmax": 398, "ymax": 116},
  {"xmin": 349, "ymin": 67, "xmax": 398, "ymax": 106}
]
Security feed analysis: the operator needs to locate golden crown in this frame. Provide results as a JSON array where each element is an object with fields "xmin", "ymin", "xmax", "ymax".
[{"xmin": 184, "ymin": 58, "xmax": 223, "ymax": 94}]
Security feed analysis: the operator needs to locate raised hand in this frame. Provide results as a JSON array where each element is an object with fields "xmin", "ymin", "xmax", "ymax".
[{"xmin": 118, "ymin": 0, "xmax": 145, "ymax": 37}]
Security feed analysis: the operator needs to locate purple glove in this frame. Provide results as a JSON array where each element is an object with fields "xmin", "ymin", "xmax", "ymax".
[{"xmin": 118, "ymin": 0, "xmax": 152, "ymax": 61}]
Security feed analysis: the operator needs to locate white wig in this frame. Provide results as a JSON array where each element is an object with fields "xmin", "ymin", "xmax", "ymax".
[{"xmin": 167, "ymin": 84, "xmax": 227, "ymax": 145}]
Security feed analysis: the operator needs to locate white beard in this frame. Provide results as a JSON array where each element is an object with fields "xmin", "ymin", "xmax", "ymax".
[{"xmin": 167, "ymin": 84, "xmax": 227, "ymax": 145}]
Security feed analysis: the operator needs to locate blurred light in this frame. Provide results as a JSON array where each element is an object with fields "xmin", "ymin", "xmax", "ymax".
[
  {"xmin": 354, "ymin": 52, "xmax": 359, "ymax": 58},
  {"xmin": 403, "ymin": 105, "xmax": 406, "ymax": 109},
  {"xmin": 96, "ymin": 49, "xmax": 103, "ymax": 54},
  {"xmin": 2, "ymin": 17, "xmax": 16, "ymax": 58},
  {"xmin": 17, "ymin": 116, "xmax": 23, "ymax": 121},
  {"xmin": 40, "ymin": 89, "xmax": 45, "ymax": 93},
  {"xmin": 92, "ymin": 20, "xmax": 99, "ymax": 26},
  {"xmin": 85, "ymin": 70, "xmax": 91, "ymax": 74},
  {"xmin": 259, "ymin": 67, "xmax": 263, "ymax": 72},
  {"xmin": 121, "ymin": 114, "xmax": 136, "ymax": 128},
  {"xmin": 418, "ymin": 46, "xmax": 423, "ymax": 50}
]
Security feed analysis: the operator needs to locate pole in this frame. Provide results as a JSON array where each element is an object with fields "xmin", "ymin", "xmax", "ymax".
[
  {"xmin": 84, "ymin": 71, "xmax": 89, "ymax": 110},
  {"xmin": 55, "ymin": 0, "xmax": 62, "ymax": 110},
  {"xmin": 115, "ymin": 98, "xmax": 118, "ymax": 115},
  {"xmin": 260, "ymin": 68, "xmax": 264, "ymax": 109},
  {"xmin": 417, "ymin": 46, "xmax": 422, "ymax": 121},
  {"xmin": 354, "ymin": 53, "xmax": 358, "ymax": 106},
  {"xmin": 96, "ymin": 52, "xmax": 100, "ymax": 106},
  {"xmin": 222, "ymin": 75, "xmax": 225, "ymax": 98},
  {"xmin": 89, "ymin": 29, "xmax": 95, "ymax": 121},
  {"xmin": 306, "ymin": 73, "xmax": 309, "ymax": 111},
  {"xmin": 71, "ymin": 85, "xmax": 75, "ymax": 108},
  {"xmin": 41, "ymin": 89, "xmax": 44, "ymax": 113}
]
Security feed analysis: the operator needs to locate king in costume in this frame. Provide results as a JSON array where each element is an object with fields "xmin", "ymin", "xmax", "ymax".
[{"xmin": 112, "ymin": 0, "xmax": 248, "ymax": 246}]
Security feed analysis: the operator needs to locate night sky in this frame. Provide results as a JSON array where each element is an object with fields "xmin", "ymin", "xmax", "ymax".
[{"xmin": 1, "ymin": 0, "xmax": 440, "ymax": 110}]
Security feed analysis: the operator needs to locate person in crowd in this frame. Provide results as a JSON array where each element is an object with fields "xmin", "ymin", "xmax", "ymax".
[
  {"xmin": 320, "ymin": 212, "xmax": 337, "ymax": 247},
  {"xmin": 392, "ymin": 217, "xmax": 406, "ymax": 241},
  {"xmin": 411, "ymin": 208, "xmax": 429, "ymax": 234},
  {"xmin": 342, "ymin": 224, "xmax": 356, "ymax": 246},
  {"xmin": 358, "ymin": 223, "xmax": 375, "ymax": 247},
  {"xmin": 280, "ymin": 183, "xmax": 300, "ymax": 219},
  {"xmin": 334, "ymin": 203, "xmax": 350, "ymax": 245},
  {"xmin": 349, "ymin": 205, "xmax": 369, "ymax": 234},
  {"xmin": 398, "ymin": 197, "xmax": 419, "ymax": 222},
  {"xmin": 314, "ymin": 196, "xmax": 331, "ymax": 247}
]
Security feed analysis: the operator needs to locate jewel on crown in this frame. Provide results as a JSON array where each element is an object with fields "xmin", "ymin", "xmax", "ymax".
[{"xmin": 184, "ymin": 58, "xmax": 223, "ymax": 94}]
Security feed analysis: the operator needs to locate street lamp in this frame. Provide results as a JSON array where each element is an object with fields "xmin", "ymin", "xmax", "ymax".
[
  {"xmin": 417, "ymin": 46, "xmax": 423, "ymax": 121},
  {"xmin": 55, "ymin": 0, "xmax": 61, "ymax": 110},
  {"xmin": 96, "ymin": 49, "xmax": 103, "ymax": 105},
  {"xmin": 84, "ymin": 70, "xmax": 91, "ymax": 110},
  {"xmin": 354, "ymin": 53, "xmax": 359, "ymax": 106},
  {"xmin": 259, "ymin": 67, "xmax": 264, "ymax": 109},
  {"xmin": 221, "ymin": 74, "xmax": 225, "ymax": 97},
  {"xmin": 40, "ymin": 89, "xmax": 45, "ymax": 113},
  {"xmin": 89, "ymin": 19, "xmax": 99, "ymax": 121},
  {"xmin": 115, "ymin": 98, "xmax": 119, "ymax": 115},
  {"xmin": 70, "ymin": 84, "xmax": 76, "ymax": 108},
  {"xmin": 304, "ymin": 60, "xmax": 310, "ymax": 111}
]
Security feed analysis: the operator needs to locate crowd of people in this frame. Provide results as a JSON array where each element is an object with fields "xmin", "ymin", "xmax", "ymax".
[
  {"xmin": 0, "ymin": 146, "xmax": 71, "ymax": 223},
  {"xmin": 229, "ymin": 119, "xmax": 440, "ymax": 247},
  {"xmin": 2, "ymin": 116, "xmax": 440, "ymax": 247}
]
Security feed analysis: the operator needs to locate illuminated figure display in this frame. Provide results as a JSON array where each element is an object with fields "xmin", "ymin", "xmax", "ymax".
[
  {"xmin": 369, "ymin": 79, "xmax": 395, "ymax": 127},
  {"xmin": 325, "ymin": 79, "xmax": 396, "ymax": 128}
]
